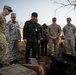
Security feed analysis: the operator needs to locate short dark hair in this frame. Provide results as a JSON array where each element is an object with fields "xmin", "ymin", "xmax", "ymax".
[
  {"xmin": 42, "ymin": 23, "xmax": 48, "ymax": 28},
  {"xmin": 31, "ymin": 12, "xmax": 38, "ymax": 17}
]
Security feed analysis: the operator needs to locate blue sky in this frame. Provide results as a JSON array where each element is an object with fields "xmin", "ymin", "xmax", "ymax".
[{"xmin": 0, "ymin": 0, "xmax": 76, "ymax": 28}]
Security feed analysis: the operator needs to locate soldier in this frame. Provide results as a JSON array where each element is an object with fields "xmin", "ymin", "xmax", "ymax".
[
  {"xmin": 48, "ymin": 17, "xmax": 61, "ymax": 55},
  {"xmin": 0, "ymin": 5, "xmax": 12, "ymax": 67},
  {"xmin": 63, "ymin": 17, "xmax": 76, "ymax": 56},
  {"xmin": 23, "ymin": 12, "xmax": 40, "ymax": 63},
  {"xmin": 6, "ymin": 13, "xmax": 21, "ymax": 65}
]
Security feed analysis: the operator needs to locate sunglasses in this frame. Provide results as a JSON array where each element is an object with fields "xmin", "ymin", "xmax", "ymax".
[
  {"xmin": 53, "ymin": 20, "xmax": 56, "ymax": 21},
  {"xmin": 12, "ymin": 17, "xmax": 16, "ymax": 18},
  {"xmin": 7, "ymin": 9, "xmax": 12, "ymax": 12}
]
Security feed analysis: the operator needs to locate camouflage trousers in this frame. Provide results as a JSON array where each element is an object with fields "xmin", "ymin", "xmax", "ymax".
[
  {"xmin": 0, "ymin": 32, "xmax": 7, "ymax": 66},
  {"xmin": 48, "ymin": 38, "xmax": 59, "ymax": 55},
  {"xmin": 8, "ymin": 40, "xmax": 18, "ymax": 62},
  {"xmin": 64, "ymin": 39, "xmax": 75, "ymax": 56}
]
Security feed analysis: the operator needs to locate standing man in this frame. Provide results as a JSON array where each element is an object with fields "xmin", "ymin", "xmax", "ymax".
[
  {"xmin": 41, "ymin": 24, "xmax": 49, "ymax": 56},
  {"xmin": 6, "ymin": 13, "xmax": 21, "ymax": 65},
  {"xmin": 23, "ymin": 12, "xmax": 40, "ymax": 63},
  {"xmin": 48, "ymin": 17, "xmax": 61, "ymax": 55},
  {"xmin": 63, "ymin": 17, "xmax": 76, "ymax": 56},
  {"xmin": 0, "ymin": 5, "xmax": 12, "ymax": 67}
]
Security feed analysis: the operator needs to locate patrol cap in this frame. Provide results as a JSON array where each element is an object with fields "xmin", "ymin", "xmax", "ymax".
[
  {"xmin": 52, "ymin": 17, "xmax": 56, "ymax": 21},
  {"xmin": 4, "ymin": 5, "xmax": 13, "ymax": 12},
  {"xmin": 11, "ymin": 13, "xmax": 16, "ymax": 17},
  {"xmin": 31, "ymin": 12, "xmax": 38, "ymax": 17},
  {"xmin": 67, "ymin": 17, "xmax": 71, "ymax": 21}
]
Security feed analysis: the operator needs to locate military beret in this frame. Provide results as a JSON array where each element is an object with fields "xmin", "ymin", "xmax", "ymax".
[
  {"xmin": 31, "ymin": 12, "xmax": 38, "ymax": 17},
  {"xmin": 11, "ymin": 13, "xmax": 16, "ymax": 17},
  {"xmin": 4, "ymin": 5, "xmax": 13, "ymax": 12}
]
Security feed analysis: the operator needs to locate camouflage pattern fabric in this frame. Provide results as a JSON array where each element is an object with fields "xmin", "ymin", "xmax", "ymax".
[
  {"xmin": 6, "ymin": 20, "xmax": 21, "ymax": 62},
  {"xmin": 48, "ymin": 24, "xmax": 61, "ymax": 55},
  {"xmin": 0, "ymin": 13, "xmax": 7, "ymax": 66},
  {"xmin": 63, "ymin": 24, "xmax": 76, "ymax": 56}
]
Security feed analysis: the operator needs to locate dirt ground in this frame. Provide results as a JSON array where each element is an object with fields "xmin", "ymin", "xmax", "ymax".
[{"xmin": 4, "ymin": 41, "xmax": 76, "ymax": 75}]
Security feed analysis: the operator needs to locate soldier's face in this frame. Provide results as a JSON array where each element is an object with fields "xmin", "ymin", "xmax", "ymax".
[
  {"xmin": 52, "ymin": 20, "xmax": 56, "ymax": 23},
  {"xmin": 11, "ymin": 17, "xmax": 16, "ymax": 21},
  {"xmin": 4, "ymin": 9, "xmax": 10, "ymax": 15},
  {"xmin": 31, "ymin": 16, "xmax": 37, "ymax": 23},
  {"xmin": 67, "ymin": 19, "xmax": 71, "ymax": 24}
]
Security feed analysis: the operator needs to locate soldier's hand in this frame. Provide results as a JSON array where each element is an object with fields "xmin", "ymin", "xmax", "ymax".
[
  {"xmin": 52, "ymin": 36, "xmax": 58, "ymax": 40},
  {"xmin": 41, "ymin": 38, "xmax": 43, "ymax": 40},
  {"xmin": 6, "ymin": 40, "xmax": 10, "ymax": 44},
  {"xmin": 53, "ymin": 37, "xmax": 57, "ymax": 39},
  {"xmin": 24, "ymin": 39, "xmax": 27, "ymax": 44},
  {"xmin": 18, "ymin": 39, "xmax": 21, "ymax": 42},
  {"xmin": 38, "ymin": 40, "xmax": 40, "ymax": 44}
]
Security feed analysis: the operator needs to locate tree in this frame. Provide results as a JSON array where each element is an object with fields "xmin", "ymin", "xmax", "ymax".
[{"xmin": 51, "ymin": 0, "xmax": 76, "ymax": 14}]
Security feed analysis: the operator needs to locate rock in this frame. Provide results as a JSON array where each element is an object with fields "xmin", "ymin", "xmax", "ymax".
[{"xmin": 0, "ymin": 64, "xmax": 37, "ymax": 75}]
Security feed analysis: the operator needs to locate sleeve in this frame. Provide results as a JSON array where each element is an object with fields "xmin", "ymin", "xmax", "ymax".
[
  {"xmin": 5, "ymin": 22, "xmax": 11, "ymax": 42},
  {"xmin": 39, "ymin": 24, "xmax": 42, "ymax": 38},
  {"xmin": 58, "ymin": 25, "xmax": 61, "ymax": 37},
  {"xmin": 18, "ymin": 24, "xmax": 21, "ymax": 40},
  {"xmin": 23, "ymin": 21, "xmax": 28, "ymax": 40},
  {"xmin": 73, "ymin": 26, "xmax": 76, "ymax": 36},
  {"xmin": 37, "ymin": 25, "xmax": 41, "ymax": 40},
  {"xmin": 0, "ymin": 14, "xmax": 3, "ymax": 23},
  {"xmin": 48, "ymin": 25, "xmax": 51, "ymax": 37},
  {"xmin": 63, "ymin": 27, "xmax": 65, "ymax": 35}
]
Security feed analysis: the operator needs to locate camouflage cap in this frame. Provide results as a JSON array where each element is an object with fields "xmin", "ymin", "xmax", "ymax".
[
  {"xmin": 67, "ymin": 17, "xmax": 71, "ymax": 20},
  {"xmin": 11, "ymin": 13, "xmax": 16, "ymax": 17},
  {"xmin": 4, "ymin": 5, "xmax": 13, "ymax": 12},
  {"xmin": 52, "ymin": 17, "xmax": 56, "ymax": 20},
  {"xmin": 52, "ymin": 17, "xmax": 56, "ymax": 21}
]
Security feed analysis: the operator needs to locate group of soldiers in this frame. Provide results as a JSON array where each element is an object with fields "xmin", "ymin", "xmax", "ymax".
[
  {"xmin": 0, "ymin": 5, "xmax": 21, "ymax": 66},
  {"xmin": 0, "ymin": 5, "xmax": 76, "ymax": 67}
]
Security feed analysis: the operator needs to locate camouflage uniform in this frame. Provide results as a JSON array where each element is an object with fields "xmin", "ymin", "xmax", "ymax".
[
  {"xmin": 63, "ymin": 24, "xmax": 76, "ymax": 56},
  {"xmin": 0, "ymin": 13, "xmax": 7, "ymax": 65},
  {"xmin": 6, "ymin": 20, "xmax": 21, "ymax": 63},
  {"xmin": 23, "ymin": 20, "xmax": 40, "ymax": 63},
  {"xmin": 48, "ymin": 24, "xmax": 61, "ymax": 55}
]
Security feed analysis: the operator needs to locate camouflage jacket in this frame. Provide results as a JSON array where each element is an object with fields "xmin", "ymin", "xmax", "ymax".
[
  {"xmin": 48, "ymin": 23, "xmax": 61, "ymax": 38},
  {"xmin": 6, "ymin": 20, "xmax": 21, "ymax": 41},
  {"xmin": 63, "ymin": 24, "xmax": 76, "ymax": 40},
  {"xmin": 0, "ymin": 13, "xmax": 6, "ymax": 34}
]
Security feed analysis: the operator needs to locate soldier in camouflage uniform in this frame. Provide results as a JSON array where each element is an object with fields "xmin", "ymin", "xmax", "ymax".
[
  {"xmin": 48, "ymin": 17, "xmax": 61, "ymax": 55},
  {"xmin": 6, "ymin": 13, "xmax": 21, "ymax": 65},
  {"xmin": 0, "ymin": 5, "xmax": 12, "ymax": 67},
  {"xmin": 63, "ymin": 18, "xmax": 76, "ymax": 56},
  {"xmin": 23, "ymin": 12, "xmax": 40, "ymax": 63}
]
